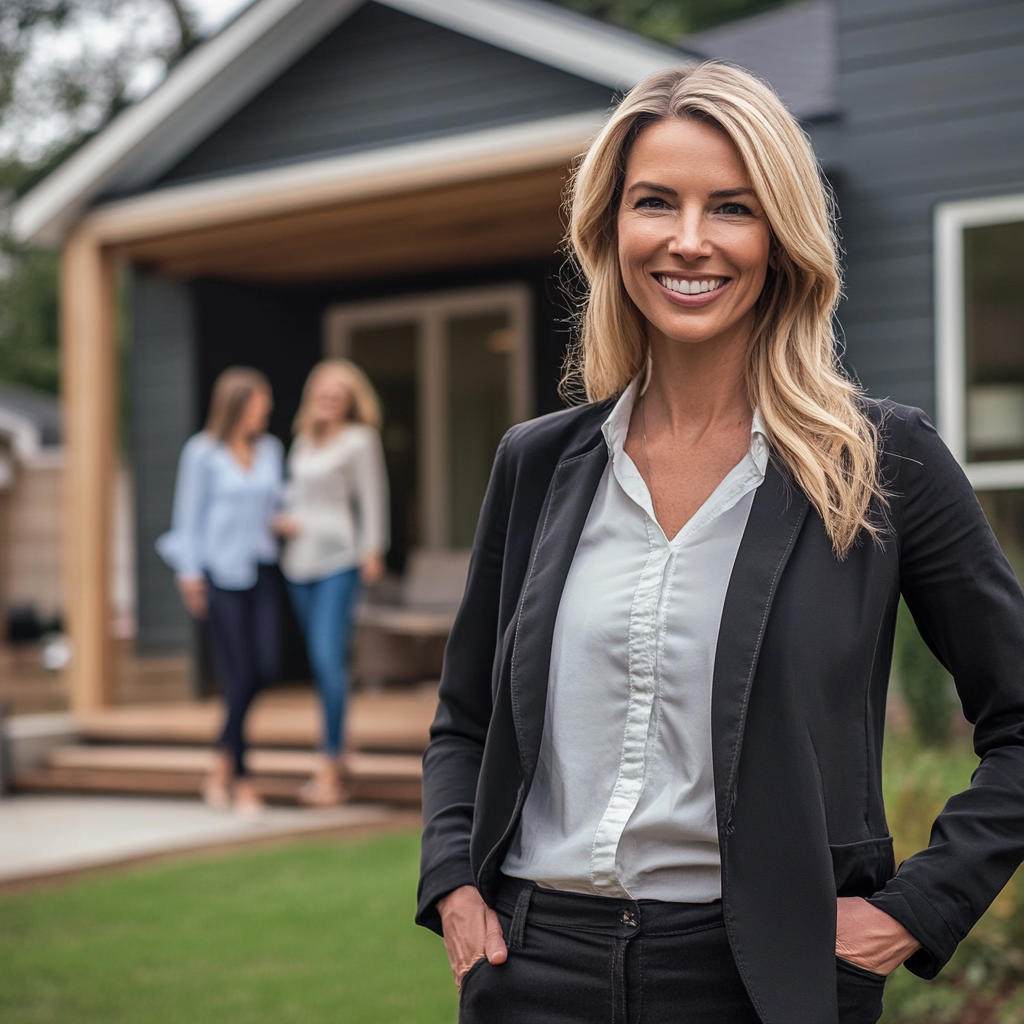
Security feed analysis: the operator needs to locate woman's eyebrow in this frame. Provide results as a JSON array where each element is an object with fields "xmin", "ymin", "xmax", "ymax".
[
  {"xmin": 709, "ymin": 188, "xmax": 756, "ymax": 199},
  {"xmin": 625, "ymin": 181, "xmax": 677, "ymax": 196}
]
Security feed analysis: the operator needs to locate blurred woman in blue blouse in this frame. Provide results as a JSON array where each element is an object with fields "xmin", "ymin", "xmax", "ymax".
[{"xmin": 158, "ymin": 366, "xmax": 283, "ymax": 814}]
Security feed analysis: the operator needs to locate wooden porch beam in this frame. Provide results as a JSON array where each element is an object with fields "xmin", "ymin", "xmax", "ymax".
[{"xmin": 61, "ymin": 230, "xmax": 117, "ymax": 713}]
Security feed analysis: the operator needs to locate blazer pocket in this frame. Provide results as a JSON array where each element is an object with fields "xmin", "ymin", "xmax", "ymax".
[{"xmin": 830, "ymin": 836, "xmax": 895, "ymax": 898}]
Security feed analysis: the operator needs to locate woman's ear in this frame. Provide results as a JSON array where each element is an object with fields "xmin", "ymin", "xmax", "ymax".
[{"xmin": 768, "ymin": 237, "xmax": 780, "ymax": 271}]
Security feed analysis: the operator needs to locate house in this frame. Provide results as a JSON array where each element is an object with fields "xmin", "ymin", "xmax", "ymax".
[
  {"xmin": 11, "ymin": 0, "xmax": 695, "ymax": 711},
  {"xmin": 10, "ymin": 0, "xmax": 1024, "ymax": 713},
  {"xmin": 0, "ymin": 385, "xmax": 64, "ymax": 634}
]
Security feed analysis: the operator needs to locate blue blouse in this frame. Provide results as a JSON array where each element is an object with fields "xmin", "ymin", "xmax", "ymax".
[{"xmin": 157, "ymin": 432, "xmax": 284, "ymax": 590}]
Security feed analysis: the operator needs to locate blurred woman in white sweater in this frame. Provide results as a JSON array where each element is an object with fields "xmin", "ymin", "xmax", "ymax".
[{"xmin": 276, "ymin": 359, "xmax": 389, "ymax": 805}]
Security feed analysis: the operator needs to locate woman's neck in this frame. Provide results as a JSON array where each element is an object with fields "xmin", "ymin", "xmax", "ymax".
[
  {"xmin": 310, "ymin": 419, "xmax": 346, "ymax": 446},
  {"xmin": 226, "ymin": 430, "xmax": 259, "ymax": 469},
  {"xmin": 643, "ymin": 323, "xmax": 752, "ymax": 438}
]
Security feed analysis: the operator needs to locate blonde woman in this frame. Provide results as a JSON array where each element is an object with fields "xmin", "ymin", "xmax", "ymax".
[
  {"xmin": 417, "ymin": 64, "xmax": 1024, "ymax": 1024},
  {"xmin": 276, "ymin": 359, "xmax": 388, "ymax": 805},
  {"xmin": 159, "ymin": 366, "xmax": 283, "ymax": 814}
]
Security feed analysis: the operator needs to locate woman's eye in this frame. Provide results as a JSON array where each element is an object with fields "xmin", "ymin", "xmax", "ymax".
[
  {"xmin": 634, "ymin": 196, "xmax": 668, "ymax": 210},
  {"xmin": 717, "ymin": 202, "xmax": 752, "ymax": 216}
]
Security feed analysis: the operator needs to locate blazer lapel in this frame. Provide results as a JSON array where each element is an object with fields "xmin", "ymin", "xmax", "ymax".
[
  {"xmin": 510, "ymin": 439, "xmax": 609, "ymax": 784},
  {"xmin": 712, "ymin": 461, "xmax": 809, "ymax": 835}
]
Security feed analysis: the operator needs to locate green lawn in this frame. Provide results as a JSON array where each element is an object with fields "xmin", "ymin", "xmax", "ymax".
[{"xmin": 0, "ymin": 829, "xmax": 457, "ymax": 1024}]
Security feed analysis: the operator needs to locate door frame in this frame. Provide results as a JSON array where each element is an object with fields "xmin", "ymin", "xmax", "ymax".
[{"xmin": 323, "ymin": 283, "xmax": 533, "ymax": 549}]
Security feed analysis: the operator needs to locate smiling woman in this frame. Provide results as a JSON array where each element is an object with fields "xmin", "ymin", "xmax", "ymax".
[{"xmin": 418, "ymin": 62, "xmax": 1024, "ymax": 1024}]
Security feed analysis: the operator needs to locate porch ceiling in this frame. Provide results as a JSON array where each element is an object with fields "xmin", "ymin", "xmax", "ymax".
[{"xmin": 114, "ymin": 164, "xmax": 570, "ymax": 283}]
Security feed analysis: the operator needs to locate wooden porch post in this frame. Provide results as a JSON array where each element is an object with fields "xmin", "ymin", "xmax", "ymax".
[{"xmin": 61, "ymin": 230, "xmax": 117, "ymax": 713}]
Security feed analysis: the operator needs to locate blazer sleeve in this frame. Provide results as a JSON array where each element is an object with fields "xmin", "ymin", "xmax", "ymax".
[
  {"xmin": 866, "ymin": 407, "xmax": 1024, "ymax": 978},
  {"xmin": 417, "ymin": 432, "xmax": 512, "ymax": 933}
]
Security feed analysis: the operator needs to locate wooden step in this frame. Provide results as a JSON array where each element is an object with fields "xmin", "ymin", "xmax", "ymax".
[
  {"xmin": 14, "ymin": 746, "xmax": 423, "ymax": 806},
  {"xmin": 75, "ymin": 686, "xmax": 438, "ymax": 751}
]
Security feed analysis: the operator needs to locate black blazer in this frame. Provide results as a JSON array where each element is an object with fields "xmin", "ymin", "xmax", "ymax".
[{"xmin": 417, "ymin": 398, "xmax": 1024, "ymax": 1024}]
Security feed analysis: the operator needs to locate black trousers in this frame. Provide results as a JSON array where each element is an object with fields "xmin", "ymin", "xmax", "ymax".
[
  {"xmin": 458, "ymin": 877, "xmax": 886, "ymax": 1024},
  {"xmin": 207, "ymin": 565, "xmax": 280, "ymax": 776}
]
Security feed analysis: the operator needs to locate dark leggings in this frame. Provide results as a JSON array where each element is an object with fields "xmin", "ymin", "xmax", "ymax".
[{"xmin": 207, "ymin": 565, "xmax": 280, "ymax": 776}]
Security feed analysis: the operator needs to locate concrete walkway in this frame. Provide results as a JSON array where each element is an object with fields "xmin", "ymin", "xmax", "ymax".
[{"xmin": 0, "ymin": 794, "xmax": 409, "ymax": 885}]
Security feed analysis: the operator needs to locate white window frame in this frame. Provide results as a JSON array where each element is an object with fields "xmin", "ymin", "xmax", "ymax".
[
  {"xmin": 322, "ymin": 283, "xmax": 533, "ymax": 548},
  {"xmin": 936, "ymin": 193, "xmax": 1024, "ymax": 489}
]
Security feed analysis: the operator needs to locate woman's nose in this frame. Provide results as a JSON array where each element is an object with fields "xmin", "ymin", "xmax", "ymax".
[{"xmin": 668, "ymin": 210, "xmax": 712, "ymax": 262}]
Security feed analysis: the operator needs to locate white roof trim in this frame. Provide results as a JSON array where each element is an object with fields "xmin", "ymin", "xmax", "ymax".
[
  {"xmin": 14, "ymin": 0, "xmax": 690, "ymax": 248},
  {"xmin": 383, "ymin": 0, "xmax": 687, "ymax": 90},
  {"xmin": 80, "ymin": 110, "xmax": 608, "ymax": 244},
  {"xmin": 14, "ymin": 0, "xmax": 364, "ymax": 247}
]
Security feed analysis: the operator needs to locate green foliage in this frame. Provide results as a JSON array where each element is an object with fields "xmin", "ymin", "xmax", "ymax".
[
  {"xmin": 880, "ymin": 733, "xmax": 1024, "ymax": 1023},
  {"xmin": 546, "ymin": 0, "xmax": 797, "ymax": 43},
  {"xmin": 895, "ymin": 600, "xmax": 956, "ymax": 747},
  {"xmin": 0, "ymin": 239, "xmax": 60, "ymax": 393},
  {"xmin": 0, "ymin": 829, "xmax": 458, "ymax": 1024}
]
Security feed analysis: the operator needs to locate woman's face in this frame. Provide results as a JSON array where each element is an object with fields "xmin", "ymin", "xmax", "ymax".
[
  {"xmin": 239, "ymin": 386, "xmax": 272, "ymax": 437},
  {"xmin": 309, "ymin": 373, "xmax": 353, "ymax": 427},
  {"xmin": 616, "ymin": 117, "xmax": 773, "ymax": 355}
]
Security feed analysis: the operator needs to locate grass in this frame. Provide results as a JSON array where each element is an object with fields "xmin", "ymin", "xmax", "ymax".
[{"xmin": 0, "ymin": 829, "xmax": 457, "ymax": 1024}]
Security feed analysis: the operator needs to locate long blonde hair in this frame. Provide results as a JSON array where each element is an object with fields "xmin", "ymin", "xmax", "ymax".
[
  {"xmin": 293, "ymin": 358, "xmax": 382, "ymax": 437},
  {"xmin": 205, "ymin": 366, "xmax": 271, "ymax": 442},
  {"xmin": 566, "ymin": 62, "xmax": 884, "ymax": 557}
]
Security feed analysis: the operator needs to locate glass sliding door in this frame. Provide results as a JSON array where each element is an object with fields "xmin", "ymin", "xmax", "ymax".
[
  {"xmin": 349, "ymin": 322, "xmax": 418, "ymax": 573},
  {"xmin": 323, "ymin": 285, "xmax": 532, "ymax": 556}
]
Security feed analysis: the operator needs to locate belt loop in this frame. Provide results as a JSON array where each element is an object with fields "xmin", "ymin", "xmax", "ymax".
[{"xmin": 507, "ymin": 883, "xmax": 533, "ymax": 951}]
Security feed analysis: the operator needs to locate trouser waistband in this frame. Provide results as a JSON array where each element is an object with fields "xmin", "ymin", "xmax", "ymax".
[{"xmin": 494, "ymin": 874, "xmax": 724, "ymax": 950}]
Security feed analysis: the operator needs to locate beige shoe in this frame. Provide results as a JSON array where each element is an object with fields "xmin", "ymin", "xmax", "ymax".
[{"xmin": 233, "ymin": 779, "xmax": 266, "ymax": 816}]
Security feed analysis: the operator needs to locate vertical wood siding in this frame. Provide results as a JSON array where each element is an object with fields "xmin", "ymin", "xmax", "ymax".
[
  {"xmin": 131, "ymin": 272, "xmax": 196, "ymax": 652},
  {"xmin": 836, "ymin": 0, "xmax": 1024, "ymax": 414}
]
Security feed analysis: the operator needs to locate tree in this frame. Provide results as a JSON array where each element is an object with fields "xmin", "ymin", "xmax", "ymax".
[
  {"xmin": 0, "ymin": 0, "xmax": 199, "ymax": 393},
  {"xmin": 547, "ymin": 0, "xmax": 797, "ymax": 43}
]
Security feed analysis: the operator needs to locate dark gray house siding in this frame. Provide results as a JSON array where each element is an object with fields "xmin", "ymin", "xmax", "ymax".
[
  {"xmin": 836, "ymin": 0, "xmax": 1024, "ymax": 415},
  {"xmin": 130, "ymin": 272, "xmax": 197, "ymax": 652},
  {"xmin": 151, "ymin": 1, "xmax": 614, "ymax": 189}
]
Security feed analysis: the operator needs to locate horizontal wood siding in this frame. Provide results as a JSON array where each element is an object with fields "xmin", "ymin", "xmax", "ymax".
[
  {"xmin": 837, "ymin": 0, "xmax": 1024, "ymax": 413},
  {"xmin": 154, "ymin": 2, "xmax": 613, "ymax": 189},
  {"xmin": 131, "ymin": 272, "xmax": 196, "ymax": 652}
]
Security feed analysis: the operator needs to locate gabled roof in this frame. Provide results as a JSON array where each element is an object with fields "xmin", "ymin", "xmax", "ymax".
[
  {"xmin": 686, "ymin": 0, "xmax": 836, "ymax": 121},
  {"xmin": 13, "ymin": 0, "xmax": 692, "ymax": 247}
]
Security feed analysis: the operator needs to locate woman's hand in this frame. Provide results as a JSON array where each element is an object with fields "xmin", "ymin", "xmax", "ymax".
[
  {"xmin": 361, "ymin": 553, "xmax": 385, "ymax": 585},
  {"xmin": 273, "ymin": 512, "xmax": 301, "ymax": 539},
  {"xmin": 836, "ymin": 897, "xmax": 922, "ymax": 975},
  {"xmin": 437, "ymin": 885, "xmax": 508, "ymax": 991},
  {"xmin": 177, "ymin": 576, "xmax": 208, "ymax": 619}
]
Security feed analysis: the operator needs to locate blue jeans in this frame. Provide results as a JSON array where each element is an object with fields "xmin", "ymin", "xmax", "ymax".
[{"xmin": 286, "ymin": 567, "xmax": 361, "ymax": 756}]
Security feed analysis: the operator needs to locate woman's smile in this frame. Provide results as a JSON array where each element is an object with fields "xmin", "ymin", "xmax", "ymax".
[{"xmin": 654, "ymin": 273, "xmax": 730, "ymax": 305}]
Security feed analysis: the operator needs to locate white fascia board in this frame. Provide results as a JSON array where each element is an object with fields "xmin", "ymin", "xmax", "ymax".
[
  {"xmin": 80, "ymin": 110, "xmax": 609, "ymax": 244},
  {"xmin": 13, "ymin": 0, "xmax": 363, "ymax": 247},
  {"xmin": 382, "ymin": 0, "xmax": 691, "ymax": 90}
]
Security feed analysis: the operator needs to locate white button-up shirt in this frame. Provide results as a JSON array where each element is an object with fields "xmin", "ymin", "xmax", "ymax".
[{"xmin": 503, "ymin": 379, "xmax": 768, "ymax": 902}]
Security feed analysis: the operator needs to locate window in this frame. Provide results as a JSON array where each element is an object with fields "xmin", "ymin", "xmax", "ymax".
[
  {"xmin": 323, "ymin": 285, "xmax": 532, "ymax": 561},
  {"xmin": 936, "ymin": 195, "xmax": 1024, "ymax": 576}
]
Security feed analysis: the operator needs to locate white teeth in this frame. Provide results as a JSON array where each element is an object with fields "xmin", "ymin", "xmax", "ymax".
[{"xmin": 658, "ymin": 276, "xmax": 722, "ymax": 295}]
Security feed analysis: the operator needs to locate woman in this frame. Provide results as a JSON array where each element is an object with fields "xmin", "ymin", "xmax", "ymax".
[
  {"xmin": 158, "ymin": 367, "xmax": 283, "ymax": 815},
  {"xmin": 417, "ymin": 63, "xmax": 1024, "ymax": 1024},
  {"xmin": 276, "ymin": 359, "xmax": 388, "ymax": 805}
]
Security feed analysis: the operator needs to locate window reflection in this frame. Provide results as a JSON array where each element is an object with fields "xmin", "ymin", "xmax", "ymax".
[{"xmin": 965, "ymin": 221, "xmax": 1024, "ymax": 462}]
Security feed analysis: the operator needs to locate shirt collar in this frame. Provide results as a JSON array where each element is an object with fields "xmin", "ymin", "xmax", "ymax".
[{"xmin": 601, "ymin": 376, "xmax": 769, "ymax": 478}]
